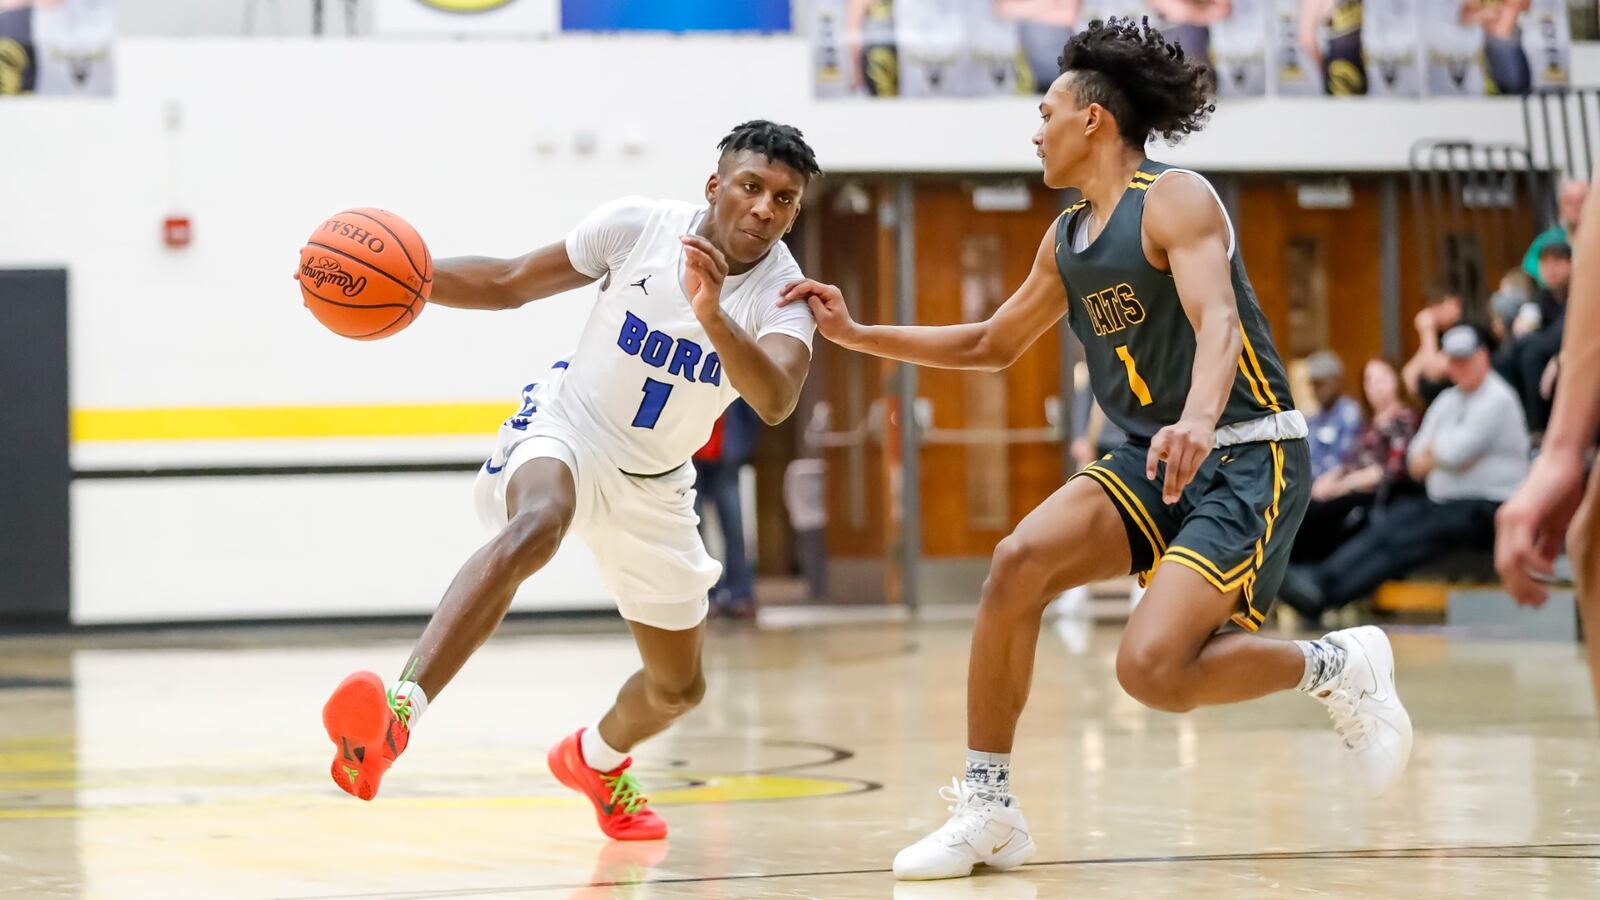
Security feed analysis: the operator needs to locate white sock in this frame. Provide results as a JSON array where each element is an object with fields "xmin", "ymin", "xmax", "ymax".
[
  {"xmin": 581, "ymin": 724, "xmax": 629, "ymax": 773},
  {"xmin": 964, "ymin": 749, "xmax": 1012, "ymax": 803},
  {"xmin": 387, "ymin": 680, "xmax": 428, "ymax": 729},
  {"xmin": 1295, "ymin": 639, "xmax": 1348, "ymax": 693}
]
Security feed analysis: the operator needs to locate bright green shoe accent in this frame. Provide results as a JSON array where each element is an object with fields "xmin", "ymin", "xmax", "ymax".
[
  {"xmin": 601, "ymin": 771, "xmax": 649, "ymax": 815},
  {"xmin": 385, "ymin": 659, "xmax": 421, "ymax": 728},
  {"xmin": 343, "ymin": 766, "xmax": 360, "ymax": 785}
]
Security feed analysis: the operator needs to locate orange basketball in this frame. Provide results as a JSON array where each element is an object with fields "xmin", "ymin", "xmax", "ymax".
[{"xmin": 297, "ymin": 208, "xmax": 432, "ymax": 340}]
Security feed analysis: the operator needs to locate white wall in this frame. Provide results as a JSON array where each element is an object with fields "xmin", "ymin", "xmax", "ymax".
[{"xmin": 0, "ymin": 34, "xmax": 1550, "ymax": 622}]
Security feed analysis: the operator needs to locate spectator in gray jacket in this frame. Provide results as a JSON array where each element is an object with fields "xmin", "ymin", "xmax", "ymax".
[{"xmin": 1280, "ymin": 324, "xmax": 1530, "ymax": 621}]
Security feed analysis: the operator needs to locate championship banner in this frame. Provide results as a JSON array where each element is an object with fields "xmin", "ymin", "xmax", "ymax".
[
  {"xmin": 0, "ymin": 0, "xmax": 112, "ymax": 98},
  {"xmin": 812, "ymin": 0, "xmax": 1572, "ymax": 100},
  {"xmin": 371, "ymin": 0, "xmax": 557, "ymax": 37}
]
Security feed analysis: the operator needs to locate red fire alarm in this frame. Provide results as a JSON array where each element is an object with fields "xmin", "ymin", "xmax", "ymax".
[{"xmin": 163, "ymin": 215, "xmax": 192, "ymax": 248}]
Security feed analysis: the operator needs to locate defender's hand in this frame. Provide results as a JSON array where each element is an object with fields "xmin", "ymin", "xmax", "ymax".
[
  {"xmin": 781, "ymin": 279, "xmax": 859, "ymax": 346},
  {"xmin": 680, "ymin": 235, "xmax": 729, "ymax": 324},
  {"xmin": 1495, "ymin": 451, "xmax": 1586, "ymax": 608},
  {"xmin": 1147, "ymin": 418, "xmax": 1214, "ymax": 505}
]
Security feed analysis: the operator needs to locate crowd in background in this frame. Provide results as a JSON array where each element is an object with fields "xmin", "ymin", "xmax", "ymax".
[{"xmin": 1274, "ymin": 179, "xmax": 1586, "ymax": 622}]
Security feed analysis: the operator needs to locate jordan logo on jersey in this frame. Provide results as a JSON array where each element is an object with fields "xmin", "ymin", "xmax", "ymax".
[
  {"xmin": 617, "ymin": 311, "xmax": 722, "ymax": 386},
  {"xmin": 630, "ymin": 275, "xmax": 652, "ymax": 295},
  {"xmin": 1081, "ymin": 282, "xmax": 1147, "ymax": 337}
]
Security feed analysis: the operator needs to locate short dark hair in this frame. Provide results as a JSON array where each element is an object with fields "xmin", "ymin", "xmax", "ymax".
[
  {"xmin": 717, "ymin": 120, "xmax": 822, "ymax": 181},
  {"xmin": 1057, "ymin": 17, "xmax": 1217, "ymax": 148},
  {"xmin": 1540, "ymin": 241, "xmax": 1573, "ymax": 260}
]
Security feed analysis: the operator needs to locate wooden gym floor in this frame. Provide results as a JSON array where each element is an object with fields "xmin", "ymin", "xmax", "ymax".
[{"xmin": 2, "ymin": 612, "xmax": 1598, "ymax": 898}]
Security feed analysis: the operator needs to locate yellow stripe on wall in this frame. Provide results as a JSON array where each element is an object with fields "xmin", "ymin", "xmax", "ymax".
[{"xmin": 72, "ymin": 403, "xmax": 512, "ymax": 442}]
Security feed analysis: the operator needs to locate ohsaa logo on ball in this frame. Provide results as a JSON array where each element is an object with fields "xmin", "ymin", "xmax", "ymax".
[
  {"xmin": 416, "ymin": 0, "xmax": 517, "ymax": 12},
  {"xmin": 323, "ymin": 219, "xmax": 386, "ymax": 254},
  {"xmin": 301, "ymin": 257, "xmax": 367, "ymax": 298}
]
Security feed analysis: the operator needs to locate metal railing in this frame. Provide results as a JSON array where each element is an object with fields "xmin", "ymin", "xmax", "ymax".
[{"xmin": 1408, "ymin": 141, "xmax": 1540, "ymax": 303}]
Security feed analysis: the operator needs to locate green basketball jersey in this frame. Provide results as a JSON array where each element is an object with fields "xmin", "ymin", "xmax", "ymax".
[{"xmin": 1055, "ymin": 160, "xmax": 1294, "ymax": 443}]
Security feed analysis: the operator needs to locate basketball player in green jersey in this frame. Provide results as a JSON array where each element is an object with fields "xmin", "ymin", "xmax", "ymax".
[{"xmin": 782, "ymin": 19, "xmax": 1412, "ymax": 880}]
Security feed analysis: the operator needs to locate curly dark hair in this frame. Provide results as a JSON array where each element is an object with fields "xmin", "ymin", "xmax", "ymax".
[
  {"xmin": 717, "ymin": 120, "xmax": 823, "ymax": 181},
  {"xmin": 1057, "ymin": 18, "xmax": 1217, "ymax": 148}
]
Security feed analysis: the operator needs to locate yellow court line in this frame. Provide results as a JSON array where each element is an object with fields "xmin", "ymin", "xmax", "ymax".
[{"xmin": 72, "ymin": 403, "xmax": 513, "ymax": 442}]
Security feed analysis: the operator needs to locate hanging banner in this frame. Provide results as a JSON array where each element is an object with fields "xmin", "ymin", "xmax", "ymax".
[
  {"xmin": 1422, "ymin": 0, "xmax": 1487, "ymax": 96},
  {"xmin": 1524, "ymin": 0, "xmax": 1571, "ymax": 92},
  {"xmin": 371, "ymin": 0, "xmax": 557, "ymax": 37},
  {"xmin": 560, "ymin": 0, "xmax": 790, "ymax": 32},
  {"xmin": 1364, "ymin": 0, "xmax": 1424, "ymax": 97},
  {"xmin": 0, "ymin": 5, "xmax": 37, "ymax": 96},
  {"xmin": 813, "ymin": 0, "xmax": 1569, "ymax": 100},
  {"xmin": 0, "ymin": 0, "xmax": 111, "ymax": 98},
  {"xmin": 1210, "ymin": 0, "xmax": 1269, "ymax": 98}
]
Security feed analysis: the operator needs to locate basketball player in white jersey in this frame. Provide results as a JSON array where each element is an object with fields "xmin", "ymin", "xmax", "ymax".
[{"xmin": 320, "ymin": 121, "xmax": 821, "ymax": 842}]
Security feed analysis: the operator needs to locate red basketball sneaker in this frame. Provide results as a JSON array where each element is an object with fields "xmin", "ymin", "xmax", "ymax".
[
  {"xmin": 547, "ymin": 728, "xmax": 668, "ymax": 840},
  {"xmin": 322, "ymin": 671, "xmax": 412, "ymax": 801}
]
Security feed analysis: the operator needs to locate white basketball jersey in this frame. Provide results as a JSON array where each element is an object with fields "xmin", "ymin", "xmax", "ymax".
[{"xmin": 535, "ymin": 198, "xmax": 811, "ymax": 476}]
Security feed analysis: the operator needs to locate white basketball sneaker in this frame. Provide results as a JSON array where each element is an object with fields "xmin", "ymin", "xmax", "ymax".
[
  {"xmin": 893, "ymin": 779, "xmax": 1036, "ymax": 881},
  {"xmin": 1314, "ymin": 625, "xmax": 1413, "ymax": 796}
]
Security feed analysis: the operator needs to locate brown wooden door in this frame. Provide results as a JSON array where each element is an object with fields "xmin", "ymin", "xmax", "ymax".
[{"xmin": 911, "ymin": 181, "xmax": 1065, "ymax": 560}]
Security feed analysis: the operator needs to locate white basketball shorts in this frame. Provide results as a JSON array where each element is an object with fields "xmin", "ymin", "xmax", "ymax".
[{"xmin": 472, "ymin": 392, "xmax": 719, "ymax": 631}]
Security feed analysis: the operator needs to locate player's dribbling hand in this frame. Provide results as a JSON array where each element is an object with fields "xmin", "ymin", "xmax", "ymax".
[
  {"xmin": 1494, "ymin": 450, "xmax": 1586, "ymax": 608},
  {"xmin": 780, "ymin": 279, "xmax": 858, "ymax": 345},
  {"xmin": 1147, "ymin": 417, "xmax": 1213, "ymax": 505},
  {"xmin": 680, "ymin": 235, "xmax": 729, "ymax": 324}
]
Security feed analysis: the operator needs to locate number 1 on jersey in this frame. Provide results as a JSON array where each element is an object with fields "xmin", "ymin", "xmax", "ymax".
[
  {"xmin": 1115, "ymin": 346, "xmax": 1154, "ymax": 407},
  {"xmin": 632, "ymin": 378, "xmax": 674, "ymax": 429}
]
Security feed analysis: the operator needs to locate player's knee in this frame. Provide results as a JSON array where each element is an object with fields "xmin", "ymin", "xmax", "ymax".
[
  {"xmin": 982, "ymin": 536, "xmax": 1050, "ymax": 609},
  {"xmin": 1115, "ymin": 641, "xmax": 1196, "ymax": 713},
  {"xmin": 646, "ymin": 669, "xmax": 706, "ymax": 717},
  {"xmin": 493, "ymin": 503, "xmax": 569, "ymax": 580}
]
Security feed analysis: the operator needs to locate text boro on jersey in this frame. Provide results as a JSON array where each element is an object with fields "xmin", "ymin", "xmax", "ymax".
[{"xmin": 617, "ymin": 311, "xmax": 723, "ymax": 386}]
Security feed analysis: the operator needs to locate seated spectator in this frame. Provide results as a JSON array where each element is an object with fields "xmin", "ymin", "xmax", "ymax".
[
  {"xmin": 1488, "ymin": 268, "xmax": 1535, "ymax": 344},
  {"xmin": 693, "ymin": 399, "xmax": 762, "ymax": 619},
  {"xmin": 1304, "ymin": 351, "xmax": 1364, "ymax": 481},
  {"xmin": 1402, "ymin": 288, "xmax": 1464, "ymax": 408},
  {"xmin": 1497, "ymin": 242, "xmax": 1570, "ymax": 433},
  {"xmin": 1523, "ymin": 178, "xmax": 1587, "ymax": 287},
  {"xmin": 1280, "ymin": 325, "xmax": 1530, "ymax": 622},
  {"xmin": 1291, "ymin": 359, "xmax": 1421, "ymax": 564}
]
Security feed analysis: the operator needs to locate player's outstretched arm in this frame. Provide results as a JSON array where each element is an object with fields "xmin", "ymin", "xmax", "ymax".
[
  {"xmin": 1143, "ymin": 173, "xmax": 1243, "ymax": 504},
  {"xmin": 1496, "ymin": 169, "xmax": 1600, "ymax": 605},
  {"xmin": 427, "ymin": 242, "xmax": 595, "ymax": 311},
  {"xmin": 777, "ymin": 225, "xmax": 1067, "ymax": 372}
]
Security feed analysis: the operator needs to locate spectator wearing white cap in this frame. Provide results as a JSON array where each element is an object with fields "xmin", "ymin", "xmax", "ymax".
[
  {"xmin": 1304, "ymin": 350, "xmax": 1365, "ymax": 481},
  {"xmin": 1280, "ymin": 324, "xmax": 1530, "ymax": 621}
]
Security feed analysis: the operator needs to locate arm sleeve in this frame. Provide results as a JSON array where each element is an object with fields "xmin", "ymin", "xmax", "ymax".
[
  {"xmin": 1431, "ymin": 389, "xmax": 1512, "ymax": 469},
  {"xmin": 564, "ymin": 196, "xmax": 656, "ymax": 279},
  {"xmin": 753, "ymin": 258, "xmax": 816, "ymax": 351}
]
